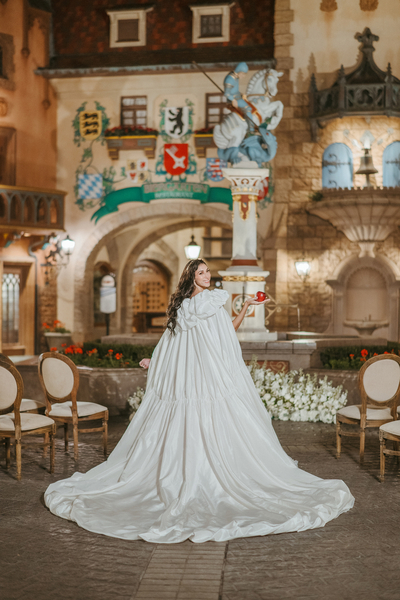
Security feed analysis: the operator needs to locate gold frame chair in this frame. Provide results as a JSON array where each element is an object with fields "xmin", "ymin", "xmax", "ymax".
[
  {"xmin": 0, "ymin": 354, "xmax": 46, "ymax": 414},
  {"xmin": 0, "ymin": 360, "xmax": 55, "ymax": 480},
  {"xmin": 38, "ymin": 352, "xmax": 109, "ymax": 461},
  {"xmin": 336, "ymin": 354, "xmax": 400, "ymax": 463}
]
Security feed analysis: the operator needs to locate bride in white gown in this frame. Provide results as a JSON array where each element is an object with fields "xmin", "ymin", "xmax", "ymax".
[{"xmin": 44, "ymin": 259, "xmax": 354, "ymax": 543}]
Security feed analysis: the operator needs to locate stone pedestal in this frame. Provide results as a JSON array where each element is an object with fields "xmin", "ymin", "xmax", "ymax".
[{"xmin": 219, "ymin": 165, "xmax": 274, "ymax": 341}]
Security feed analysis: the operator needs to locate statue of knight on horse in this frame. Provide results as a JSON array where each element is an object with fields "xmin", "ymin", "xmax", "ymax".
[{"xmin": 213, "ymin": 62, "xmax": 284, "ymax": 167}]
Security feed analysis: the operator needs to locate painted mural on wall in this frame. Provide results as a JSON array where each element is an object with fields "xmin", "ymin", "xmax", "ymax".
[{"xmin": 72, "ymin": 85, "xmax": 274, "ymax": 223}]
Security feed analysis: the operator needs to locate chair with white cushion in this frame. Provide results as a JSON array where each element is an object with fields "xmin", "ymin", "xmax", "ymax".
[
  {"xmin": 0, "ymin": 354, "xmax": 46, "ymax": 414},
  {"xmin": 38, "ymin": 352, "xmax": 109, "ymax": 461},
  {"xmin": 336, "ymin": 354, "xmax": 400, "ymax": 463},
  {"xmin": 379, "ymin": 420, "xmax": 400, "ymax": 481},
  {"xmin": 0, "ymin": 361, "xmax": 55, "ymax": 480}
]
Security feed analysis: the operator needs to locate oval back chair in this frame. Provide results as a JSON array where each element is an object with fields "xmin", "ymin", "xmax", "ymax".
[
  {"xmin": 336, "ymin": 354, "xmax": 400, "ymax": 463},
  {"xmin": 38, "ymin": 352, "xmax": 109, "ymax": 461},
  {"xmin": 0, "ymin": 354, "xmax": 46, "ymax": 413},
  {"xmin": 0, "ymin": 360, "xmax": 55, "ymax": 479}
]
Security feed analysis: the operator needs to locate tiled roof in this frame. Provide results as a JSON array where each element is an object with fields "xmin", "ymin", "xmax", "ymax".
[{"xmin": 49, "ymin": 0, "xmax": 274, "ymax": 70}]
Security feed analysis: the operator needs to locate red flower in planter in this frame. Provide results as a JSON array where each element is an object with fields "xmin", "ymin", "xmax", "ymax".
[
  {"xmin": 361, "ymin": 349, "xmax": 368, "ymax": 358},
  {"xmin": 50, "ymin": 347, "xmax": 57, "ymax": 351},
  {"xmin": 115, "ymin": 353, "xmax": 122, "ymax": 360},
  {"xmin": 349, "ymin": 353, "xmax": 355, "ymax": 359},
  {"xmin": 108, "ymin": 349, "xmax": 113, "ymax": 354}
]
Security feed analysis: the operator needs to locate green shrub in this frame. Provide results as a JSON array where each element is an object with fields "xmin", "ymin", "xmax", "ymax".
[{"xmin": 320, "ymin": 342, "xmax": 400, "ymax": 370}]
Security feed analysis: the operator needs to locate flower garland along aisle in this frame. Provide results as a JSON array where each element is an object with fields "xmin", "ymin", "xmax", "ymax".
[
  {"xmin": 249, "ymin": 359, "xmax": 347, "ymax": 424},
  {"xmin": 127, "ymin": 360, "xmax": 348, "ymax": 424}
]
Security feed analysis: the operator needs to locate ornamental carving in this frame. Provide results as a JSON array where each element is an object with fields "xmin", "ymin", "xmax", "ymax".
[
  {"xmin": 360, "ymin": 0, "xmax": 378, "ymax": 10},
  {"xmin": 320, "ymin": 0, "xmax": 338, "ymax": 11}
]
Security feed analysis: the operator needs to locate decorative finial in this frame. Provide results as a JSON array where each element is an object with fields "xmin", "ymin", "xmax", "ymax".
[{"xmin": 355, "ymin": 28, "xmax": 379, "ymax": 52}]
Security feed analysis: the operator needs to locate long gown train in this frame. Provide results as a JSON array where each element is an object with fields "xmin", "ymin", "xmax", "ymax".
[{"xmin": 44, "ymin": 289, "xmax": 354, "ymax": 543}]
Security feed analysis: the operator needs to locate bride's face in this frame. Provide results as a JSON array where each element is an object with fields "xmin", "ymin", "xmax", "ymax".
[{"xmin": 194, "ymin": 264, "xmax": 211, "ymax": 289}]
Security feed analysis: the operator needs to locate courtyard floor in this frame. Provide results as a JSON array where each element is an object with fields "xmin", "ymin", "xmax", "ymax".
[{"xmin": 1, "ymin": 417, "xmax": 400, "ymax": 600}]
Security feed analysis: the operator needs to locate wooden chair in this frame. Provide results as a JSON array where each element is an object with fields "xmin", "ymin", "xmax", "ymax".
[
  {"xmin": 0, "ymin": 354, "xmax": 46, "ymax": 414},
  {"xmin": 379, "ymin": 421, "xmax": 400, "ymax": 481},
  {"xmin": 336, "ymin": 354, "xmax": 400, "ymax": 463},
  {"xmin": 0, "ymin": 360, "xmax": 55, "ymax": 480},
  {"xmin": 38, "ymin": 352, "xmax": 109, "ymax": 461}
]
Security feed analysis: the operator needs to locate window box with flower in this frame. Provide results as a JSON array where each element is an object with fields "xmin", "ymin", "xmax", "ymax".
[
  {"xmin": 193, "ymin": 127, "xmax": 216, "ymax": 158},
  {"xmin": 42, "ymin": 320, "xmax": 72, "ymax": 352},
  {"xmin": 104, "ymin": 125, "xmax": 159, "ymax": 160}
]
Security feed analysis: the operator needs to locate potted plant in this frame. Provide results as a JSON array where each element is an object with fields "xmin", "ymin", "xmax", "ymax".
[
  {"xmin": 42, "ymin": 320, "xmax": 73, "ymax": 351},
  {"xmin": 193, "ymin": 126, "xmax": 216, "ymax": 158},
  {"xmin": 104, "ymin": 125, "xmax": 159, "ymax": 160}
]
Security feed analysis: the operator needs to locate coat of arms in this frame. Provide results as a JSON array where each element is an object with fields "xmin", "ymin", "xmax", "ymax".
[
  {"xmin": 78, "ymin": 174, "xmax": 103, "ymax": 199},
  {"xmin": 206, "ymin": 158, "xmax": 227, "ymax": 182},
  {"xmin": 164, "ymin": 107, "xmax": 190, "ymax": 139},
  {"xmin": 127, "ymin": 158, "xmax": 149, "ymax": 184},
  {"xmin": 257, "ymin": 176, "xmax": 269, "ymax": 200},
  {"xmin": 164, "ymin": 144, "xmax": 189, "ymax": 175},
  {"xmin": 79, "ymin": 111, "xmax": 102, "ymax": 140}
]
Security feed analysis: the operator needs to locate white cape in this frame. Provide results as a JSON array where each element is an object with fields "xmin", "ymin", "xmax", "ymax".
[{"xmin": 44, "ymin": 289, "xmax": 354, "ymax": 543}]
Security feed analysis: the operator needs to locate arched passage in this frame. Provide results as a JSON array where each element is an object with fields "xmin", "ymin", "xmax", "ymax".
[{"xmin": 73, "ymin": 202, "xmax": 232, "ymax": 340}]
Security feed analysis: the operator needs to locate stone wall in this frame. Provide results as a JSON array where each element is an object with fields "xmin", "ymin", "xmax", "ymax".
[{"xmin": 263, "ymin": 0, "xmax": 400, "ymax": 335}]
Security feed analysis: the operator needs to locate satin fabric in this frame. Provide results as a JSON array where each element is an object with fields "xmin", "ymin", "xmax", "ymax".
[{"xmin": 44, "ymin": 289, "xmax": 354, "ymax": 543}]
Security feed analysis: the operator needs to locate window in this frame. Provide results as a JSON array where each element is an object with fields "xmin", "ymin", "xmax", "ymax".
[
  {"xmin": 107, "ymin": 8, "xmax": 153, "ymax": 48},
  {"xmin": 200, "ymin": 15, "xmax": 222, "ymax": 38},
  {"xmin": 322, "ymin": 143, "xmax": 353, "ymax": 189},
  {"xmin": 0, "ymin": 127, "xmax": 16, "ymax": 185},
  {"xmin": 120, "ymin": 96, "xmax": 147, "ymax": 127},
  {"xmin": 2, "ymin": 271, "xmax": 20, "ymax": 345},
  {"xmin": 118, "ymin": 19, "xmax": 139, "ymax": 42},
  {"xmin": 383, "ymin": 141, "xmax": 400, "ymax": 187},
  {"xmin": 190, "ymin": 3, "xmax": 233, "ymax": 44},
  {"xmin": 206, "ymin": 93, "xmax": 230, "ymax": 128}
]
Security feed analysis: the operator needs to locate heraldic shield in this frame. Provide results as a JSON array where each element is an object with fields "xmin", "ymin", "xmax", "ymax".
[
  {"xmin": 164, "ymin": 107, "xmax": 190, "ymax": 139},
  {"xmin": 79, "ymin": 111, "xmax": 102, "ymax": 140},
  {"xmin": 164, "ymin": 144, "xmax": 189, "ymax": 176}
]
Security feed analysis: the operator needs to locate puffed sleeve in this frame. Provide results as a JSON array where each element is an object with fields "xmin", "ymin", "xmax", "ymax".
[{"xmin": 176, "ymin": 289, "xmax": 229, "ymax": 331}]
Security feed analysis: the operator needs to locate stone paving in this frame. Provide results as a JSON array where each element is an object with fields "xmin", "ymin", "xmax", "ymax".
[{"xmin": 1, "ymin": 417, "xmax": 400, "ymax": 600}]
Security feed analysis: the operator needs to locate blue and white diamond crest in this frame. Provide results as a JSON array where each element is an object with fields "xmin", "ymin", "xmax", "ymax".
[{"xmin": 78, "ymin": 174, "xmax": 103, "ymax": 199}]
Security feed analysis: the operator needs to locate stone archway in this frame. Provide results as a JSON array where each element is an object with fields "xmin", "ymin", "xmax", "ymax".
[
  {"xmin": 73, "ymin": 202, "xmax": 232, "ymax": 339},
  {"xmin": 326, "ymin": 254, "xmax": 400, "ymax": 340}
]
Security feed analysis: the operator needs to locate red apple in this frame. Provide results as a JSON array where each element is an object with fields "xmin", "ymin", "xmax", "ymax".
[{"xmin": 256, "ymin": 291, "xmax": 266, "ymax": 301}]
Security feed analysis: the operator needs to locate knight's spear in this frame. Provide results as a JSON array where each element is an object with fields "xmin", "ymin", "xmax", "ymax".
[{"xmin": 192, "ymin": 61, "xmax": 260, "ymax": 133}]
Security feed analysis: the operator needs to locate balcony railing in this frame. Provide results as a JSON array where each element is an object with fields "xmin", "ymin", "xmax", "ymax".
[{"xmin": 0, "ymin": 184, "xmax": 66, "ymax": 233}]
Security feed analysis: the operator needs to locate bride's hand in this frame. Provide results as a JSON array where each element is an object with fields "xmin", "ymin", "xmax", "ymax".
[
  {"xmin": 139, "ymin": 358, "xmax": 151, "ymax": 369},
  {"xmin": 246, "ymin": 298, "xmax": 270, "ymax": 306}
]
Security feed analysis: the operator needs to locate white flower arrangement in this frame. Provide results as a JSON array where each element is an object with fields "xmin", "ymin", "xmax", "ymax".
[
  {"xmin": 127, "ymin": 363, "xmax": 347, "ymax": 424},
  {"xmin": 127, "ymin": 387, "xmax": 145, "ymax": 420},
  {"xmin": 248, "ymin": 359, "xmax": 347, "ymax": 424}
]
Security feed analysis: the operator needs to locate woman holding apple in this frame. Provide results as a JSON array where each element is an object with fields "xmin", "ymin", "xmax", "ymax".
[{"xmin": 45, "ymin": 259, "xmax": 354, "ymax": 543}]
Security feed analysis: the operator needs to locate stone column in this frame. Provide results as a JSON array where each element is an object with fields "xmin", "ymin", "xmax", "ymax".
[{"xmin": 219, "ymin": 165, "xmax": 275, "ymax": 341}]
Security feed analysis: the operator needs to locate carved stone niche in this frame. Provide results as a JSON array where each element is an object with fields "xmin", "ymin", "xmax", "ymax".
[
  {"xmin": 360, "ymin": 0, "xmax": 379, "ymax": 11},
  {"xmin": 0, "ymin": 32, "xmax": 16, "ymax": 91},
  {"xmin": 326, "ymin": 254, "xmax": 400, "ymax": 340}
]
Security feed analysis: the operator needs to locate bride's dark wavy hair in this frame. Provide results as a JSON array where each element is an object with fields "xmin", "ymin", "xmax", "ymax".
[{"xmin": 166, "ymin": 259, "xmax": 208, "ymax": 334}]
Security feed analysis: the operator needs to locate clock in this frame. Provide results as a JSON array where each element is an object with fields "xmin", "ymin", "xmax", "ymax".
[{"xmin": 231, "ymin": 294, "xmax": 255, "ymax": 317}]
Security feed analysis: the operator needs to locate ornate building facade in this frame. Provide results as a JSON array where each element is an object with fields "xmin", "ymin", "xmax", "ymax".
[{"xmin": 2, "ymin": 0, "xmax": 400, "ymax": 350}]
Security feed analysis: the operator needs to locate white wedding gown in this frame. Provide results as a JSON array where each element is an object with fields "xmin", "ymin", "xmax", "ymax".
[{"xmin": 44, "ymin": 289, "xmax": 354, "ymax": 543}]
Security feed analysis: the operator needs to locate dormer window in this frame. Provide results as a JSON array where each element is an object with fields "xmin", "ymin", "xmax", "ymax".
[
  {"xmin": 190, "ymin": 3, "xmax": 233, "ymax": 44},
  {"xmin": 107, "ymin": 7, "xmax": 153, "ymax": 48}
]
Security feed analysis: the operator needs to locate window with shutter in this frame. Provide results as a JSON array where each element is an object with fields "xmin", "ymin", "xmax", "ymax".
[
  {"xmin": 322, "ymin": 143, "xmax": 353, "ymax": 189},
  {"xmin": 383, "ymin": 141, "xmax": 400, "ymax": 187}
]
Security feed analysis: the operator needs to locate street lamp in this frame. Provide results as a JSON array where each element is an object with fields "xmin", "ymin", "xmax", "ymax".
[
  {"xmin": 295, "ymin": 259, "xmax": 311, "ymax": 282},
  {"xmin": 184, "ymin": 234, "xmax": 201, "ymax": 260},
  {"xmin": 60, "ymin": 234, "xmax": 76, "ymax": 256}
]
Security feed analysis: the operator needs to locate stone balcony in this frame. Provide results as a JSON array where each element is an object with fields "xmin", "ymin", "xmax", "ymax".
[
  {"xmin": 0, "ymin": 184, "xmax": 66, "ymax": 235},
  {"xmin": 306, "ymin": 187, "xmax": 400, "ymax": 256}
]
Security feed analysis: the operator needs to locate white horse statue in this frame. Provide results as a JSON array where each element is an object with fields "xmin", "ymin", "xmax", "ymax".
[{"xmin": 213, "ymin": 68, "xmax": 284, "ymax": 166}]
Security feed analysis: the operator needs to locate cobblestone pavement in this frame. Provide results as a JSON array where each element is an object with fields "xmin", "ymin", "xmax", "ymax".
[{"xmin": 1, "ymin": 417, "xmax": 400, "ymax": 600}]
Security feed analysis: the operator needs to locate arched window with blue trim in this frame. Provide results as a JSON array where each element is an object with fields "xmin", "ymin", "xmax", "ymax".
[
  {"xmin": 322, "ymin": 143, "xmax": 353, "ymax": 189},
  {"xmin": 383, "ymin": 141, "xmax": 400, "ymax": 187}
]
